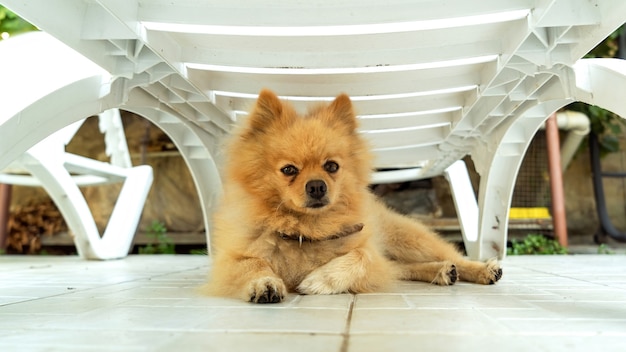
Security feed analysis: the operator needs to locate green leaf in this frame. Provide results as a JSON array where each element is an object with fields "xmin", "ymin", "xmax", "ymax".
[
  {"xmin": 508, "ymin": 234, "xmax": 567, "ymax": 255},
  {"xmin": 0, "ymin": 5, "xmax": 37, "ymax": 39},
  {"xmin": 600, "ymin": 134, "xmax": 620, "ymax": 153},
  {"xmin": 608, "ymin": 122, "xmax": 623, "ymax": 135}
]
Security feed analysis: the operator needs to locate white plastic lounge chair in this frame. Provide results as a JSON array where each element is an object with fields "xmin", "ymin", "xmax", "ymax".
[
  {"xmin": 0, "ymin": 33, "xmax": 152, "ymax": 259},
  {"xmin": 1, "ymin": 0, "xmax": 626, "ymax": 260}
]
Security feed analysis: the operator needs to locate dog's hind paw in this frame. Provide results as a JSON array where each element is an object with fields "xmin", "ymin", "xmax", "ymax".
[
  {"xmin": 456, "ymin": 258, "xmax": 503, "ymax": 285},
  {"xmin": 486, "ymin": 259, "xmax": 503, "ymax": 284},
  {"xmin": 247, "ymin": 276, "xmax": 286, "ymax": 304},
  {"xmin": 432, "ymin": 262, "xmax": 458, "ymax": 286}
]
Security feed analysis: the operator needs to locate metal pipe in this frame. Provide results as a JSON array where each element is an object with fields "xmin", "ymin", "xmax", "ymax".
[
  {"xmin": 540, "ymin": 111, "xmax": 591, "ymax": 171},
  {"xmin": 555, "ymin": 111, "xmax": 590, "ymax": 171},
  {"xmin": 589, "ymin": 132, "xmax": 626, "ymax": 242},
  {"xmin": 0, "ymin": 183, "xmax": 12, "ymax": 250},
  {"xmin": 545, "ymin": 113, "xmax": 568, "ymax": 247}
]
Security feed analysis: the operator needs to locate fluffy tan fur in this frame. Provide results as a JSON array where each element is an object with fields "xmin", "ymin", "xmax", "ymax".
[{"xmin": 203, "ymin": 89, "xmax": 502, "ymax": 303}]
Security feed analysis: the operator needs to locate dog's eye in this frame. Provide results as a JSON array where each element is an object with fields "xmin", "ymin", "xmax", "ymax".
[
  {"xmin": 281, "ymin": 165, "xmax": 299, "ymax": 176},
  {"xmin": 324, "ymin": 161, "xmax": 339, "ymax": 173}
]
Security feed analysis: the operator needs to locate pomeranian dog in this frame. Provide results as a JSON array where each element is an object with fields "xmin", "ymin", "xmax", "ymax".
[{"xmin": 204, "ymin": 89, "xmax": 502, "ymax": 303}]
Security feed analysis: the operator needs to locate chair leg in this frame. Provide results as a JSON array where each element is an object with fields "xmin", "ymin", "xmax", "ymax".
[
  {"xmin": 474, "ymin": 155, "xmax": 521, "ymax": 261},
  {"xmin": 444, "ymin": 160, "xmax": 480, "ymax": 259},
  {"xmin": 446, "ymin": 156, "xmax": 522, "ymax": 261},
  {"xmin": 19, "ymin": 151, "xmax": 152, "ymax": 260}
]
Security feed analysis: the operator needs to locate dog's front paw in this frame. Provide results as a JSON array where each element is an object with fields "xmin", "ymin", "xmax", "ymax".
[
  {"xmin": 432, "ymin": 262, "xmax": 458, "ymax": 286},
  {"xmin": 297, "ymin": 270, "xmax": 348, "ymax": 295},
  {"xmin": 247, "ymin": 276, "xmax": 286, "ymax": 304}
]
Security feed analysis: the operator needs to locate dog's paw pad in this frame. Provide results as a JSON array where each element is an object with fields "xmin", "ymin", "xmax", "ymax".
[
  {"xmin": 485, "ymin": 259, "xmax": 503, "ymax": 285},
  {"xmin": 250, "ymin": 288, "xmax": 282, "ymax": 303},
  {"xmin": 489, "ymin": 267, "xmax": 503, "ymax": 284},
  {"xmin": 433, "ymin": 263, "xmax": 457, "ymax": 286},
  {"xmin": 248, "ymin": 277, "xmax": 286, "ymax": 304},
  {"xmin": 449, "ymin": 265, "xmax": 458, "ymax": 284}
]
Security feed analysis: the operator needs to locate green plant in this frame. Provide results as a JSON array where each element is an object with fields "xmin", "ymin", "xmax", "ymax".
[
  {"xmin": 597, "ymin": 243, "xmax": 615, "ymax": 255},
  {"xmin": 508, "ymin": 234, "xmax": 568, "ymax": 255},
  {"xmin": 585, "ymin": 25, "xmax": 622, "ymax": 59},
  {"xmin": 568, "ymin": 102, "xmax": 626, "ymax": 156},
  {"xmin": 138, "ymin": 221, "xmax": 175, "ymax": 254},
  {"xmin": 189, "ymin": 248, "xmax": 208, "ymax": 255},
  {"xmin": 0, "ymin": 6, "xmax": 37, "ymax": 39}
]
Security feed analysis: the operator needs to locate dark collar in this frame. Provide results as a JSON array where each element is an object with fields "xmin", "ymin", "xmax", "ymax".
[{"xmin": 277, "ymin": 223, "xmax": 364, "ymax": 245}]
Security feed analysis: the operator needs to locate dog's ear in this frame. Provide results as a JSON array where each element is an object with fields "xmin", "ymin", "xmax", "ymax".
[
  {"xmin": 247, "ymin": 89, "xmax": 294, "ymax": 132},
  {"xmin": 328, "ymin": 93, "xmax": 358, "ymax": 132}
]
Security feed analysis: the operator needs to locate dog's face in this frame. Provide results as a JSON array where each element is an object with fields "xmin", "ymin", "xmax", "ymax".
[
  {"xmin": 271, "ymin": 121, "xmax": 349, "ymax": 212},
  {"xmin": 228, "ymin": 89, "xmax": 371, "ymax": 215}
]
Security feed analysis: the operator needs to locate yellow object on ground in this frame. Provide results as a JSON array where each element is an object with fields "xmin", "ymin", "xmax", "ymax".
[{"xmin": 509, "ymin": 207, "xmax": 552, "ymax": 219}]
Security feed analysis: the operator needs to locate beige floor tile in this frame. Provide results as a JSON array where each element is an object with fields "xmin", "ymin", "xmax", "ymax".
[
  {"xmin": 2, "ymin": 255, "xmax": 626, "ymax": 351},
  {"xmin": 157, "ymin": 332, "xmax": 344, "ymax": 352}
]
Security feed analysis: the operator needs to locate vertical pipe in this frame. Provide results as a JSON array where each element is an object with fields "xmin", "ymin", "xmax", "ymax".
[
  {"xmin": 0, "ymin": 183, "xmax": 12, "ymax": 250},
  {"xmin": 546, "ymin": 113, "xmax": 568, "ymax": 247}
]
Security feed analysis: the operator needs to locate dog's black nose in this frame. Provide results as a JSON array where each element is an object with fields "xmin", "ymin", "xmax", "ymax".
[{"xmin": 306, "ymin": 180, "xmax": 327, "ymax": 200}]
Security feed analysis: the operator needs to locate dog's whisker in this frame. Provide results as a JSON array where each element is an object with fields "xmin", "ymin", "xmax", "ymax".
[{"xmin": 274, "ymin": 201, "xmax": 284, "ymax": 215}]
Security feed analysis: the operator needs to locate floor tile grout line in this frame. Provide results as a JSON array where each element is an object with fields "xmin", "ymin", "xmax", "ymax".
[{"xmin": 339, "ymin": 295, "xmax": 355, "ymax": 352}]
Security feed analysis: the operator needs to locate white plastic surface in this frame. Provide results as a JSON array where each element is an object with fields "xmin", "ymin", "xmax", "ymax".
[
  {"xmin": 444, "ymin": 161, "xmax": 479, "ymax": 257},
  {"xmin": 0, "ymin": 102, "xmax": 153, "ymax": 259},
  {"xmin": 18, "ymin": 150, "xmax": 153, "ymax": 259},
  {"xmin": 2, "ymin": 0, "xmax": 626, "ymax": 259}
]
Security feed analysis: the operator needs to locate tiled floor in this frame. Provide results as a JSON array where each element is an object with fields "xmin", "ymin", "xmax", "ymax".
[{"xmin": 1, "ymin": 255, "xmax": 626, "ymax": 351}]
